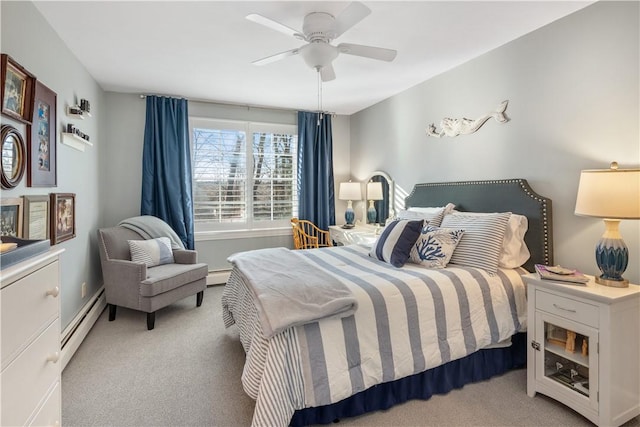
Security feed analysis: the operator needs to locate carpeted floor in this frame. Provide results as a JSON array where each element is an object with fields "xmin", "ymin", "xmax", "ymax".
[{"xmin": 62, "ymin": 285, "xmax": 639, "ymax": 427}]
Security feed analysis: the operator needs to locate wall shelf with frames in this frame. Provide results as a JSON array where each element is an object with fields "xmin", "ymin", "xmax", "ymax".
[
  {"xmin": 65, "ymin": 106, "xmax": 91, "ymax": 119},
  {"xmin": 61, "ymin": 132, "xmax": 93, "ymax": 152},
  {"xmin": 63, "ymin": 98, "xmax": 92, "ymax": 151}
]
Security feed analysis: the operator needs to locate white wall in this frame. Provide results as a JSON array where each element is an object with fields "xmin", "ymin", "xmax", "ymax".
[
  {"xmin": 1, "ymin": 1, "xmax": 104, "ymax": 328},
  {"xmin": 349, "ymin": 1, "xmax": 640, "ymax": 284}
]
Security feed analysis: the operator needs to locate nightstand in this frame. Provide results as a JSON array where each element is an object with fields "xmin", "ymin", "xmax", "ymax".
[
  {"xmin": 329, "ymin": 224, "xmax": 379, "ymax": 247},
  {"xmin": 523, "ymin": 273, "xmax": 640, "ymax": 427}
]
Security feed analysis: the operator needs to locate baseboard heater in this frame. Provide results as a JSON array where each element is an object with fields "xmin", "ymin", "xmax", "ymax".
[
  {"xmin": 61, "ymin": 286, "xmax": 107, "ymax": 371},
  {"xmin": 207, "ymin": 269, "xmax": 231, "ymax": 285}
]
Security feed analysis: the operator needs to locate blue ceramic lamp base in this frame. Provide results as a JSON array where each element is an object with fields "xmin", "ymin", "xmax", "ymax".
[
  {"xmin": 367, "ymin": 200, "xmax": 377, "ymax": 224},
  {"xmin": 594, "ymin": 219, "xmax": 629, "ymax": 288},
  {"xmin": 344, "ymin": 200, "xmax": 355, "ymax": 227}
]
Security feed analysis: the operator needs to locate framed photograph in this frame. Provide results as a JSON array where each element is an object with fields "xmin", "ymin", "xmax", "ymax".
[
  {"xmin": 1, "ymin": 197, "xmax": 24, "ymax": 238},
  {"xmin": 1, "ymin": 54, "xmax": 36, "ymax": 124},
  {"xmin": 50, "ymin": 192, "xmax": 75, "ymax": 244},
  {"xmin": 546, "ymin": 323, "xmax": 568, "ymax": 347},
  {"xmin": 28, "ymin": 81, "xmax": 57, "ymax": 187},
  {"xmin": 23, "ymin": 195, "xmax": 49, "ymax": 240}
]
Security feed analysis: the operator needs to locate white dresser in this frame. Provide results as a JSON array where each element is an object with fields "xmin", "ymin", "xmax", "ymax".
[{"xmin": 1, "ymin": 247, "xmax": 64, "ymax": 427}]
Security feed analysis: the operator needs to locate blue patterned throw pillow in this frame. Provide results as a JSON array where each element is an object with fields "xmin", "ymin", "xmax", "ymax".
[
  {"xmin": 369, "ymin": 219, "xmax": 424, "ymax": 267},
  {"xmin": 409, "ymin": 226, "xmax": 465, "ymax": 268},
  {"xmin": 128, "ymin": 237, "xmax": 174, "ymax": 267}
]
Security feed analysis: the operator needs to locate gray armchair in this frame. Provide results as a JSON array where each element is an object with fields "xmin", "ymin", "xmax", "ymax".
[{"xmin": 97, "ymin": 225, "xmax": 207, "ymax": 330}]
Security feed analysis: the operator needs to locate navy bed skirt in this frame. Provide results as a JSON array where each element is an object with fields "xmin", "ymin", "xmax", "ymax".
[{"xmin": 290, "ymin": 332, "xmax": 527, "ymax": 426}]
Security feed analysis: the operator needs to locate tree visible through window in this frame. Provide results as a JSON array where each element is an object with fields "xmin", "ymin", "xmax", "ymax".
[{"xmin": 190, "ymin": 118, "xmax": 298, "ymax": 231}]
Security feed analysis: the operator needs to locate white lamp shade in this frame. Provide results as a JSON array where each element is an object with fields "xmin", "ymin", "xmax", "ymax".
[
  {"xmin": 339, "ymin": 182, "xmax": 362, "ymax": 201},
  {"xmin": 575, "ymin": 167, "xmax": 640, "ymax": 219},
  {"xmin": 367, "ymin": 181, "xmax": 384, "ymax": 201}
]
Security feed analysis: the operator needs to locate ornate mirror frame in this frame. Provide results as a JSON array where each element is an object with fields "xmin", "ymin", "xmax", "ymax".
[
  {"xmin": 365, "ymin": 170, "xmax": 394, "ymax": 224},
  {"xmin": 1, "ymin": 124, "xmax": 27, "ymax": 189}
]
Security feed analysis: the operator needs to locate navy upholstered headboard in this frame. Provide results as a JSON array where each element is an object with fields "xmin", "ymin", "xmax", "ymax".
[{"xmin": 404, "ymin": 179, "xmax": 553, "ymax": 272}]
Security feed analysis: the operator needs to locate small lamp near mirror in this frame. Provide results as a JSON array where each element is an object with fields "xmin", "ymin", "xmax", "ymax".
[
  {"xmin": 366, "ymin": 181, "xmax": 383, "ymax": 224},
  {"xmin": 339, "ymin": 181, "xmax": 362, "ymax": 228},
  {"xmin": 365, "ymin": 171, "xmax": 394, "ymax": 226},
  {"xmin": 574, "ymin": 162, "xmax": 640, "ymax": 287}
]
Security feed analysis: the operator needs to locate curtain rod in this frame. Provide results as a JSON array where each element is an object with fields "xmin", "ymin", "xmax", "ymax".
[
  {"xmin": 139, "ymin": 94, "xmax": 337, "ymax": 116},
  {"xmin": 140, "ymin": 93, "xmax": 293, "ymax": 114}
]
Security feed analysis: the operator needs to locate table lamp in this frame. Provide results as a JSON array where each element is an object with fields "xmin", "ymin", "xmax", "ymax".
[
  {"xmin": 339, "ymin": 181, "xmax": 361, "ymax": 227},
  {"xmin": 366, "ymin": 181, "xmax": 384, "ymax": 224},
  {"xmin": 574, "ymin": 162, "xmax": 640, "ymax": 287}
]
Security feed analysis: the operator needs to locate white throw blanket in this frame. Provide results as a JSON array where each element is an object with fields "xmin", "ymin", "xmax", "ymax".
[{"xmin": 227, "ymin": 247, "xmax": 358, "ymax": 338}]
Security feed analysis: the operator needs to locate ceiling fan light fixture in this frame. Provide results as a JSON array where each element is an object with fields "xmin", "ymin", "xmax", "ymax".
[
  {"xmin": 247, "ymin": 1, "xmax": 396, "ymax": 81},
  {"xmin": 300, "ymin": 42, "xmax": 338, "ymax": 70}
]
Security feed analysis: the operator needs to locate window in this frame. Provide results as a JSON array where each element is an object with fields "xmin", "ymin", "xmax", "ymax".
[{"xmin": 189, "ymin": 118, "xmax": 298, "ymax": 233}]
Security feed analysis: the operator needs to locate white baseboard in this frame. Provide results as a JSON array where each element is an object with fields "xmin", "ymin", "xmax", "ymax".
[
  {"xmin": 207, "ymin": 270, "xmax": 230, "ymax": 286},
  {"xmin": 61, "ymin": 287, "xmax": 107, "ymax": 371}
]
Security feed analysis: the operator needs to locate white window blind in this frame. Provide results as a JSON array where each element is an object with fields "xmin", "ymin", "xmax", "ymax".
[{"xmin": 190, "ymin": 118, "xmax": 298, "ymax": 232}]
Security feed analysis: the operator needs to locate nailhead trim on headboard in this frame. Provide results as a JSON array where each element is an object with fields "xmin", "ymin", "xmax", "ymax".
[{"xmin": 404, "ymin": 179, "xmax": 553, "ymax": 270}]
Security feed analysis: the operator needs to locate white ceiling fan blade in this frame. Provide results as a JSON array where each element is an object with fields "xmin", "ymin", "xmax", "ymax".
[
  {"xmin": 320, "ymin": 64, "xmax": 336, "ymax": 82},
  {"xmin": 246, "ymin": 14, "xmax": 305, "ymax": 40},
  {"xmin": 338, "ymin": 43, "xmax": 397, "ymax": 62},
  {"xmin": 334, "ymin": 2, "xmax": 371, "ymax": 38},
  {"xmin": 252, "ymin": 48, "xmax": 299, "ymax": 66}
]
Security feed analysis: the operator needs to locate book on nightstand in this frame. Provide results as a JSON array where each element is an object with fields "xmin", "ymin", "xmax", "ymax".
[{"xmin": 535, "ymin": 264, "xmax": 590, "ymax": 285}]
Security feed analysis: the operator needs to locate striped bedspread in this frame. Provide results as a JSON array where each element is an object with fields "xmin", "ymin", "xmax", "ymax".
[{"xmin": 222, "ymin": 244, "xmax": 528, "ymax": 427}]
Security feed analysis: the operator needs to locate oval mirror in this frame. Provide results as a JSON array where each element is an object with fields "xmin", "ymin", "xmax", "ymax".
[
  {"xmin": 1, "ymin": 125, "xmax": 26, "ymax": 189},
  {"xmin": 365, "ymin": 170, "xmax": 394, "ymax": 225}
]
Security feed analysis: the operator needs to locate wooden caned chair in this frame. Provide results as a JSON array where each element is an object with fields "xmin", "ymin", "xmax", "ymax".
[{"xmin": 291, "ymin": 218, "xmax": 333, "ymax": 249}]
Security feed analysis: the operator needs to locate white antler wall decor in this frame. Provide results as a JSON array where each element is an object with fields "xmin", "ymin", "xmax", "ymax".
[{"xmin": 426, "ymin": 100, "xmax": 509, "ymax": 138}]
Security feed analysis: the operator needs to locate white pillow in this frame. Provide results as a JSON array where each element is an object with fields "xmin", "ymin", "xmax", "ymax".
[
  {"xmin": 500, "ymin": 214, "xmax": 530, "ymax": 268},
  {"xmin": 440, "ymin": 212, "xmax": 511, "ymax": 274},
  {"xmin": 408, "ymin": 203, "xmax": 456, "ymax": 215},
  {"xmin": 409, "ymin": 225, "xmax": 465, "ymax": 268},
  {"xmin": 447, "ymin": 211, "xmax": 530, "ymax": 268},
  {"xmin": 397, "ymin": 207, "xmax": 446, "ymax": 227},
  {"xmin": 128, "ymin": 237, "xmax": 175, "ymax": 267},
  {"xmin": 408, "ymin": 207, "xmax": 443, "ymax": 214}
]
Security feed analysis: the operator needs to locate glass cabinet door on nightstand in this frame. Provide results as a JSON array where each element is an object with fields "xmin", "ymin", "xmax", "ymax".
[{"xmin": 534, "ymin": 311, "xmax": 599, "ymax": 411}]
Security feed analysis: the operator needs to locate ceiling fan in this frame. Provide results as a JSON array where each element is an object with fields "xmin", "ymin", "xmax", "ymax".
[{"xmin": 246, "ymin": 2, "xmax": 397, "ymax": 82}]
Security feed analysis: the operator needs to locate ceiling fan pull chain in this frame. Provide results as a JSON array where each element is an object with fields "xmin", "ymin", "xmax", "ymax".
[{"xmin": 317, "ymin": 70, "xmax": 323, "ymax": 125}]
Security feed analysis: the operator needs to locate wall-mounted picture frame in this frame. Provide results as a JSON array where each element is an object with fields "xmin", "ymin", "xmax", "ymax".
[
  {"xmin": 1, "ymin": 197, "xmax": 24, "ymax": 238},
  {"xmin": 23, "ymin": 195, "xmax": 49, "ymax": 240},
  {"xmin": 50, "ymin": 192, "xmax": 75, "ymax": 244},
  {"xmin": 1, "ymin": 124, "xmax": 27, "ymax": 189},
  {"xmin": 1, "ymin": 54, "xmax": 36, "ymax": 124},
  {"xmin": 28, "ymin": 81, "xmax": 57, "ymax": 187}
]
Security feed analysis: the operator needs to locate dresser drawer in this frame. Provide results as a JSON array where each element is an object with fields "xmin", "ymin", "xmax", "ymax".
[
  {"xmin": 536, "ymin": 289, "xmax": 599, "ymax": 328},
  {"xmin": 1, "ymin": 320, "xmax": 60, "ymax": 427},
  {"xmin": 1, "ymin": 260, "xmax": 59, "ymax": 366},
  {"xmin": 29, "ymin": 380, "xmax": 61, "ymax": 427}
]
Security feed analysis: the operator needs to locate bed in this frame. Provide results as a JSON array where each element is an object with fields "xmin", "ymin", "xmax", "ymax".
[{"xmin": 222, "ymin": 179, "xmax": 553, "ymax": 427}]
